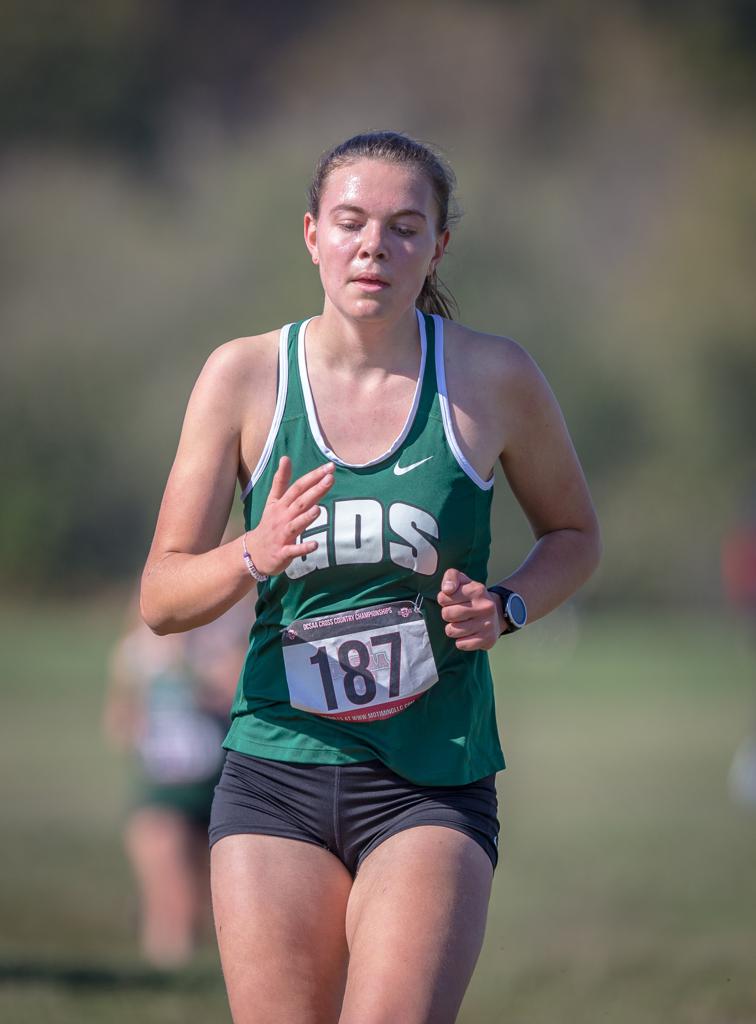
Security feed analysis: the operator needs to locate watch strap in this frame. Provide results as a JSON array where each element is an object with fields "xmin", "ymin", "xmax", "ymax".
[{"xmin": 488, "ymin": 585, "xmax": 523, "ymax": 635}]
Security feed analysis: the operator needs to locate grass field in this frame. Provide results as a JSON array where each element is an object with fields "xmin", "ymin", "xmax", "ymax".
[{"xmin": 1, "ymin": 600, "xmax": 755, "ymax": 1023}]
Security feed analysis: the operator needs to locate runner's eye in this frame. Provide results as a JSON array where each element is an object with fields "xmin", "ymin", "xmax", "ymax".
[{"xmin": 394, "ymin": 225, "xmax": 417, "ymax": 237}]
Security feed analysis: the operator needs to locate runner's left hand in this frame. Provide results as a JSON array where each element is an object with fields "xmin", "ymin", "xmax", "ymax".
[{"xmin": 437, "ymin": 569, "xmax": 501, "ymax": 651}]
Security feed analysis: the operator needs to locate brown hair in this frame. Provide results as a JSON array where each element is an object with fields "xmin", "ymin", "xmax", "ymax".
[{"xmin": 307, "ymin": 131, "xmax": 460, "ymax": 319}]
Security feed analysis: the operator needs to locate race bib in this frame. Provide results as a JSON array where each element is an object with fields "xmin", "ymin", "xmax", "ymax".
[{"xmin": 281, "ymin": 599, "xmax": 438, "ymax": 722}]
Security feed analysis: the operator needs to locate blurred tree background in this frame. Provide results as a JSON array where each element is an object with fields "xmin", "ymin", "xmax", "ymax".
[{"xmin": 1, "ymin": 0, "xmax": 754, "ymax": 600}]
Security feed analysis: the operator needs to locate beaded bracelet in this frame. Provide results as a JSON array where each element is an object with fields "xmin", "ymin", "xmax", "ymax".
[{"xmin": 241, "ymin": 532, "xmax": 269, "ymax": 583}]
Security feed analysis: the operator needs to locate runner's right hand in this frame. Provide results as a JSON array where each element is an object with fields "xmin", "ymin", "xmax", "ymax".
[{"xmin": 243, "ymin": 457, "xmax": 335, "ymax": 576}]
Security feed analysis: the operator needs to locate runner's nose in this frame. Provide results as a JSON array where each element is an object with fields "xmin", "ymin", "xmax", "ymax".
[{"xmin": 358, "ymin": 222, "xmax": 387, "ymax": 261}]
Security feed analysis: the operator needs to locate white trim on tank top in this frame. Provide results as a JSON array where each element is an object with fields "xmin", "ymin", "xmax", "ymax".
[
  {"xmin": 297, "ymin": 308, "xmax": 427, "ymax": 469},
  {"xmin": 240, "ymin": 323, "xmax": 291, "ymax": 501},
  {"xmin": 433, "ymin": 314, "xmax": 495, "ymax": 491}
]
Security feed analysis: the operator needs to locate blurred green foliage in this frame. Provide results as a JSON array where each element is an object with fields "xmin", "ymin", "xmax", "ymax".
[
  {"xmin": 0, "ymin": 0, "xmax": 319, "ymax": 156},
  {"xmin": 1, "ymin": 1, "xmax": 754, "ymax": 600}
]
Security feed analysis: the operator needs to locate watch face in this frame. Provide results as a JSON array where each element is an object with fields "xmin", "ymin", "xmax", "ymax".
[{"xmin": 507, "ymin": 594, "xmax": 528, "ymax": 628}]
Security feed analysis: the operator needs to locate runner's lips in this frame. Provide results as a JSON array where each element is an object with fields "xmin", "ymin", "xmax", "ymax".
[{"xmin": 353, "ymin": 274, "xmax": 390, "ymax": 286}]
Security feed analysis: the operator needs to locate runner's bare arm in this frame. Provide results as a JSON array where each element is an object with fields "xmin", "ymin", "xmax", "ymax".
[
  {"xmin": 492, "ymin": 343, "xmax": 601, "ymax": 622},
  {"xmin": 438, "ymin": 338, "xmax": 601, "ymax": 650},
  {"xmin": 140, "ymin": 339, "xmax": 334, "ymax": 634}
]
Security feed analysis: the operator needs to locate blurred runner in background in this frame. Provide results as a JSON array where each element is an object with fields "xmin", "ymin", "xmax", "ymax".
[
  {"xmin": 722, "ymin": 490, "xmax": 756, "ymax": 809},
  {"xmin": 103, "ymin": 590, "xmax": 252, "ymax": 967}
]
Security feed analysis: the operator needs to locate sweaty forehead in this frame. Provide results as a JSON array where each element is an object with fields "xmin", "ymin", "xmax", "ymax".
[{"xmin": 321, "ymin": 159, "xmax": 433, "ymax": 214}]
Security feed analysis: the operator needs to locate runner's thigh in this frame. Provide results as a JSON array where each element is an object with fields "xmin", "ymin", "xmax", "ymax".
[
  {"xmin": 340, "ymin": 825, "xmax": 493, "ymax": 1024},
  {"xmin": 211, "ymin": 834, "xmax": 352, "ymax": 1024}
]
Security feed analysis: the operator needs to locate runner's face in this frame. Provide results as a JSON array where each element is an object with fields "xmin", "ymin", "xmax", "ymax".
[{"xmin": 304, "ymin": 159, "xmax": 449, "ymax": 321}]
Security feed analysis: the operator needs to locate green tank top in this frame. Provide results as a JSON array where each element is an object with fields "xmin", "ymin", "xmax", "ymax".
[{"xmin": 225, "ymin": 310, "xmax": 505, "ymax": 785}]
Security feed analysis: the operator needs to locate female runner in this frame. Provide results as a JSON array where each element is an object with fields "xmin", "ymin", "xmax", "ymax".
[{"xmin": 141, "ymin": 131, "xmax": 601, "ymax": 1023}]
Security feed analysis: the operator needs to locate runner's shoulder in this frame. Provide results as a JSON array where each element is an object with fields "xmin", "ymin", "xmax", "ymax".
[
  {"xmin": 194, "ymin": 329, "xmax": 281, "ymax": 405},
  {"xmin": 443, "ymin": 319, "xmax": 543, "ymax": 391}
]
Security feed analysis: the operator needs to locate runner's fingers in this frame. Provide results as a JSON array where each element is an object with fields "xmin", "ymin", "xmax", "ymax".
[
  {"xmin": 441, "ymin": 567, "xmax": 471, "ymax": 595},
  {"xmin": 440, "ymin": 587, "xmax": 490, "ymax": 615},
  {"xmin": 445, "ymin": 615, "xmax": 495, "ymax": 637},
  {"xmin": 282, "ymin": 540, "xmax": 319, "ymax": 560},
  {"xmin": 438, "ymin": 579, "xmax": 484, "ymax": 607},
  {"xmin": 283, "ymin": 463, "xmax": 335, "ymax": 506},
  {"xmin": 440, "ymin": 602, "xmax": 474, "ymax": 622},
  {"xmin": 268, "ymin": 456, "xmax": 292, "ymax": 501},
  {"xmin": 288, "ymin": 505, "xmax": 323, "ymax": 537},
  {"xmin": 288, "ymin": 475, "xmax": 334, "ymax": 516},
  {"xmin": 455, "ymin": 636, "xmax": 487, "ymax": 652},
  {"xmin": 438, "ymin": 586, "xmax": 469, "ymax": 606},
  {"xmin": 456, "ymin": 581, "xmax": 486, "ymax": 605},
  {"xmin": 444, "ymin": 619, "xmax": 479, "ymax": 638}
]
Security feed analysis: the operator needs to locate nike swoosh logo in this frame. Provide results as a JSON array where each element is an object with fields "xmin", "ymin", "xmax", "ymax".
[{"xmin": 393, "ymin": 456, "xmax": 433, "ymax": 476}]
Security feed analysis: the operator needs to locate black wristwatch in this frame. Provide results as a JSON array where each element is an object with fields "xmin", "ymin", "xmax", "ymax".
[{"xmin": 488, "ymin": 586, "xmax": 528, "ymax": 635}]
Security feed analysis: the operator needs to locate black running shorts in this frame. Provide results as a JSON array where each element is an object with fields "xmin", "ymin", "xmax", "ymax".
[{"xmin": 209, "ymin": 750, "xmax": 500, "ymax": 875}]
